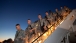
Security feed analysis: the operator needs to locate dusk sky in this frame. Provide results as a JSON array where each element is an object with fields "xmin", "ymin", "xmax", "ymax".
[{"xmin": 0, "ymin": 0, "xmax": 76, "ymax": 42}]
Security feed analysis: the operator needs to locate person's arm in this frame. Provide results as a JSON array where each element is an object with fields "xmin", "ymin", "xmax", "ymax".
[
  {"xmin": 43, "ymin": 19, "xmax": 48, "ymax": 30},
  {"xmin": 30, "ymin": 23, "xmax": 36, "ymax": 31},
  {"xmin": 25, "ymin": 29, "xmax": 29, "ymax": 43},
  {"xmin": 44, "ymin": 19, "xmax": 47, "ymax": 26},
  {"xmin": 31, "ymin": 23, "xmax": 37, "ymax": 34},
  {"xmin": 47, "ymin": 15, "xmax": 53, "ymax": 21},
  {"xmin": 20, "ymin": 30, "xmax": 26, "ymax": 40},
  {"xmin": 14, "ymin": 33, "xmax": 16, "ymax": 42},
  {"xmin": 14, "ymin": 31, "xmax": 18, "ymax": 43},
  {"xmin": 29, "ymin": 24, "xmax": 33, "ymax": 33},
  {"xmin": 15, "ymin": 30, "xmax": 25, "ymax": 40}
]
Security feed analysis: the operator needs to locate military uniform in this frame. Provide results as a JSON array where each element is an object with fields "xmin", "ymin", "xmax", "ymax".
[
  {"xmin": 60, "ymin": 7, "xmax": 70, "ymax": 18},
  {"xmin": 26, "ymin": 23, "xmax": 36, "ymax": 36},
  {"xmin": 45, "ymin": 14, "xmax": 53, "ymax": 20},
  {"xmin": 52, "ymin": 12, "xmax": 58, "ymax": 21},
  {"xmin": 49, "ymin": 11, "xmax": 53, "ymax": 15},
  {"xmin": 45, "ymin": 14, "xmax": 53, "ymax": 25},
  {"xmin": 59, "ymin": 9, "xmax": 65, "ymax": 20},
  {"xmin": 14, "ymin": 29, "xmax": 25, "ymax": 43},
  {"xmin": 37, "ymin": 18, "xmax": 47, "ymax": 33},
  {"xmin": 26, "ymin": 23, "xmax": 37, "ymax": 43},
  {"xmin": 55, "ymin": 11, "xmax": 61, "ymax": 18},
  {"xmin": 34, "ymin": 20, "xmax": 39, "ymax": 29}
]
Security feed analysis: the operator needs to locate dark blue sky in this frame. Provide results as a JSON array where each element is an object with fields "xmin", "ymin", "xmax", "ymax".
[{"xmin": 0, "ymin": 0, "xmax": 76, "ymax": 41}]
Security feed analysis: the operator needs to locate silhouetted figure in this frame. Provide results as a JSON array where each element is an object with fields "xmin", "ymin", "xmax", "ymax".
[
  {"xmin": 49, "ymin": 10, "xmax": 53, "ymax": 15},
  {"xmin": 2, "ymin": 38, "xmax": 13, "ymax": 43},
  {"xmin": 3, "ymin": 40, "xmax": 7, "ymax": 43},
  {"xmin": 7, "ymin": 38, "xmax": 13, "ymax": 43}
]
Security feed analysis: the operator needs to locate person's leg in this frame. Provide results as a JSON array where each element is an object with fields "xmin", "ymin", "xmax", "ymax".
[
  {"xmin": 41, "ymin": 26, "xmax": 45, "ymax": 32},
  {"xmin": 60, "ymin": 15, "xmax": 63, "ymax": 20},
  {"xmin": 25, "ymin": 35, "xmax": 29, "ymax": 43},
  {"xmin": 37, "ymin": 30, "xmax": 43, "ymax": 42},
  {"xmin": 28, "ymin": 34, "xmax": 35, "ymax": 43},
  {"xmin": 46, "ymin": 20, "xmax": 51, "ymax": 25}
]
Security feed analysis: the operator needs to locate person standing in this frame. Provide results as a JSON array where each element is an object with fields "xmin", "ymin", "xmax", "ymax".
[
  {"xmin": 14, "ymin": 24, "xmax": 25, "ymax": 43},
  {"xmin": 45, "ymin": 11, "xmax": 53, "ymax": 25},
  {"xmin": 26, "ymin": 19, "xmax": 37, "ymax": 43},
  {"xmin": 38, "ymin": 14, "xmax": 47, "ymax": 33}
]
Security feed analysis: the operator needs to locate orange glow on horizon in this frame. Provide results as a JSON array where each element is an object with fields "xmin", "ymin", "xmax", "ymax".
[{"xmin": 0, "ymin": 40, "xmax": 3, "ymax": 42}]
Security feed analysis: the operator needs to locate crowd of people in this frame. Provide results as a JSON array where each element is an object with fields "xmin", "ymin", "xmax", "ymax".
[{"xmin": 14, "ymin": 6, "xmax": 71, "ymax": 43}]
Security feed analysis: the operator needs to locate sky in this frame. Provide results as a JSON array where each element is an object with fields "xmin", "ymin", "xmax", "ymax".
[{"xmin": 0, "ymin": 0, "xmax": 76, "ymax": 42}]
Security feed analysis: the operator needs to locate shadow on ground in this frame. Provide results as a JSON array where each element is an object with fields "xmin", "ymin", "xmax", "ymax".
[{"xmin": 69, "ymin": 31, "xmax": 76, "ymax": 43}]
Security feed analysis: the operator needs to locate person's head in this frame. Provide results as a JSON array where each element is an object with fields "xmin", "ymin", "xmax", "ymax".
[
  {"xmin": 38, "ymin": 14, "xmax": 42, "ymax": 19},
  {"xmin": 64, "ymin": 6, "xmax": 67, "ymax": 9},
  {"xmin": 53, "ymin": 13, "xmax": 57, "ymax": 17},
  {"xmin": 45, "ymin": 11, "xmax": 49, "ymax": 16},
  {"xmin": 27, "ymin": 19, "xmax": 31, "ymax": 25},
  {"xmin": 60, "ymin": 6, "xmax": 63, "ymax": 10},
  {"xmin": 16, "ymin": 24, "xmax": 21, "ymax": 31},
  {"xmin": 55, "ymin": 8, "xmax": 58, "ymax": 12}
]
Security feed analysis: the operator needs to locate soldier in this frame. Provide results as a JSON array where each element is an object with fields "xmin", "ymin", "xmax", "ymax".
[
  {"xmin": 60, "ymin": 6, "xmax": 64, "ymax": 13},
  {"xmin": 60, "ymin": 6, "xmax": 70, "ymax": 17},
  {"xmin": 64, "ymin": 6, "xmax": 71, "ymax": 14},
  {"xmin": 55, "ymin": 8, "xmax": 62, "ymax": 21},
  {"xmin": 37, "ymin": 14, "xmax": 50, "ymax": 42},
  {"xmin": 49, "ymin": 10, "xmax": 53, "ymax": 15},
  {"xmin": 52, "ymin": 12, "xmax": 58, "ymax": 23},
  {"xmin": 60, "ymin": 6, "xmax": 64, "ymax": 20},
  {"xmin": 61, "ymin": 6, "xmax": 63, "ymax": 10},
  {"xmin": 26, "ymin": 19, "xmax": 37, "ymax": 43},
  {"xmin": 64, "ymin": 6, "xmax": 69, "ymax": 12},
  {"xmin": 45, "ymin": 11, "xmax": 53, "ymax": 25},
  {"xmin": 55, "ymin": 8, "xmax": 61, "ymax": 17},
  {"xmin": 14, "ymin": 24, "xmax": 25, "ymax": 43},
  {"xmin": 38, "ymin": 14, "xmax": 47, "ymax": 33}
]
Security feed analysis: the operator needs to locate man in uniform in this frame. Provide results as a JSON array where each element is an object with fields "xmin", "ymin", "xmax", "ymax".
[
  {"xmin": 49, "ymin": 10, "xmax": 53, "ymax": 15},
  {"xmin": 60, "ymin": 6, "xmax": 65, "ymax": 20},
  {"xmin": 26, "ymin": 19, "xmax": 37, "ymax": 43},
  {"xmin": 55, "ymin": 8, "xmax": 61, "ymax": 17},
  {"xmin": 52, "ymin": 12, "xmax": 58, "ymax": 24},
  {"xmin": 45, "ymin": 11, "xmax": 53, "ymax": 25},
  {"xmin": 38, "ymin": 14, "xmax": 47, "ymax": 33},
  {"xmin": 55, "ymin": 8, "xmax": 62, "ymax": 21},
  {"xmin": 60, "ymin": 6, "xmax": 70, "ymax": 18},
  {"xmin": 64, "ymin": 6, "xmax": 71, "ymax": 14},
  {"xmin": 14, "ymin": 24, "xmax": 25, "ymax": 43}
]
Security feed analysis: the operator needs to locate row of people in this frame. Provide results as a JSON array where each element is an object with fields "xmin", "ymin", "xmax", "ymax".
[{"xmin": 14, "ymin": 6, "xmax": 71, "ymax": 43}]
